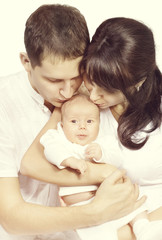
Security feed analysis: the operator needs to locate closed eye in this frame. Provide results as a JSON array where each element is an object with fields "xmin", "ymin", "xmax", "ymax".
[{"xmin": 48, "ymin": 79, "xmax": 62, "ymax": 83}]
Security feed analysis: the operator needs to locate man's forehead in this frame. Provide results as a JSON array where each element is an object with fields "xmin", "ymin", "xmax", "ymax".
[{"xmin": 39, "ymin": 56, "xmax": 83, "ymax": 79}]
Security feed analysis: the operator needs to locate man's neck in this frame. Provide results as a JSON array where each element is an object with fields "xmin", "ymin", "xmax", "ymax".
[{"xmin": 44, "ymin": 101, "xmax": 55, "ymax": 112}]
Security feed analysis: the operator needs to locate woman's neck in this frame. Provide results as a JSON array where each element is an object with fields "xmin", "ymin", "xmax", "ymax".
[{"xmin": 110, "ymin": 102, "xmax": 128, "ymax": 121}]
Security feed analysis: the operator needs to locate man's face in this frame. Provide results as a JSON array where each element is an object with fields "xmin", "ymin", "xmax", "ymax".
[{"xmin": 28, "ymin": 56, "xmax": 83, "ymax": 108}]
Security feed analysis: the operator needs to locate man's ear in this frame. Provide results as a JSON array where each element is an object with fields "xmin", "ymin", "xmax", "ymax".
[{"xmin": 19, "ymin": 52, "xmax": 32, "ymax": 72}]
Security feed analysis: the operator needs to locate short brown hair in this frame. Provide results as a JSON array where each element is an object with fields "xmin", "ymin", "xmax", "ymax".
[{"xmin": 24, "ymin": 4, "xmax": 90, "ymax": 67}]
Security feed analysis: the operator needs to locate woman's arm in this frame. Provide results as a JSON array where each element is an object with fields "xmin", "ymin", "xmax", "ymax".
[
  {"xmin": 20, "ymin": 107, "xmax": 118, "ymax": 186},
  {"xmin": 148, "ymin": 207, "xmax": 162, "ymax": 221},
  {"xmin": 117, "ymin": 207, "xmax": 162, "ymax": 240}
]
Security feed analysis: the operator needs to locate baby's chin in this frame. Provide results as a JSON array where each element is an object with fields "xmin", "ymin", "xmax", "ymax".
[{"xmin": 75, "ymin": 136, "xmax": 91, "ymax": 146}]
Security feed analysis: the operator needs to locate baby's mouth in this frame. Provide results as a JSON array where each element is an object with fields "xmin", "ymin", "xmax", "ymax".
[{"xmin": 77, "ymin": 134, "xmax": 87, "ymax": 139}]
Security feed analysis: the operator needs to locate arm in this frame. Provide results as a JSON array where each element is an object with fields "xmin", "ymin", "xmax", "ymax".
[
  {"xmin": 148, "ymin": 207, "xmax": 162, "ymax": 221},
  {"xmin": 118, "ymin": 225, "xmax": 136, "ymax": 240},
  {"xmin": 117, "ymin": 207, "xmax": 162, "ymax": 240},
  {"xmin": 20, "ymin": 108, "xmax": 118, "ymax": 185},
  {"xmin": 0, "ymin": 171, "xmax": 145, "ymax": 235},
  {"xmin": 0, "ymin": 177, "xmax": 100, "ymax": 234},
  {"xmin": 61, "ymin": 157, "xmax": 87, "ymax": 174}
]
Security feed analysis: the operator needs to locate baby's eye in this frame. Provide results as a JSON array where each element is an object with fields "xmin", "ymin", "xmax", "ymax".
[
  {"xmin": 71, "ymin": 120, "xmax": 77, "ymax": 123},
  {"xmin": 87, "ymin": 120, "xmax": 92, "ymax": 123}
]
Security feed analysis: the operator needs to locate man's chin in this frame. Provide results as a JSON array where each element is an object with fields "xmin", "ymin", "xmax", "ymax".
[{"xmin": 52, "ymin": 101, "xmax": 64, "ymax": 108}]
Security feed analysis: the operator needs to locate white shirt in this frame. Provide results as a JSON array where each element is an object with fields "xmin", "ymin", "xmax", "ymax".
[
  {"xmin": 0, "ymin": 71, "xmax": 62, "ymax": 239},
  {"xmin": 100, "ymin": 107, "xmax": 162, "ymax": 212}
]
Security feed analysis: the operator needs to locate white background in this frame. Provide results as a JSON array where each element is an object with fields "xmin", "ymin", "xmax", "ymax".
[{"xmin": 0, "ymin": 0, "xmax": 162, "ymax": 77}]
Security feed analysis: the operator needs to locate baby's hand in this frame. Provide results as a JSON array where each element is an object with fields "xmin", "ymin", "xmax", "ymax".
[
  {"xmin": 85, "ymin": 143, "xmax": 102, "ymax": 162},
  {"xmin": 61, "ymin": 157, "xmax": 87, "ymax": 174}
]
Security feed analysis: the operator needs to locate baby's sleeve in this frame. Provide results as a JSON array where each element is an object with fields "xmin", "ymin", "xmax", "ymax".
[{"xmin": 40, "ymin": 129, "xmax": 72, "ymax": 169}]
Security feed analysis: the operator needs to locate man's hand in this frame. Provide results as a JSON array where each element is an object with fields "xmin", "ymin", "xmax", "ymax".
[{"xmin": 91, "ymin": 170, "xmax": 146, "ymax": 224}]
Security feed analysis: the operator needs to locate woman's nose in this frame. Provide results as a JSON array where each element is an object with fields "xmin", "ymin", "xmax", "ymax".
[{"xmin": 90, "ymin": 91, "xmax": 99, "ymax": 103}]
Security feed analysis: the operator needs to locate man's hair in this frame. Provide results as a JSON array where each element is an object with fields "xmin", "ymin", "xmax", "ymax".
[{"xmin": 24, "ymin": 4, "xmax": 90, "ymax": 67}]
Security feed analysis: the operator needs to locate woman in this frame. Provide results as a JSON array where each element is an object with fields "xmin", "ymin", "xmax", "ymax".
[{"xmin": 80, "ymin": 17, "xmax": 162, "ymax": 239}]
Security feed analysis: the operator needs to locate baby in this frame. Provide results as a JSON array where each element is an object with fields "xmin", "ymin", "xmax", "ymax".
[{"xmin": 40, "ymin": 94, "xmax": 121, "ymax": 205}]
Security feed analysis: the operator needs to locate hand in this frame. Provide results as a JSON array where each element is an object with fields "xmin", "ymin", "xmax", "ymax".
[
  {"xmin": 91, "ymin": 170, "xmax": 146, "ymax": 223},
  {"xmin": 85, "ymin": 143, "xmax": 102, "ymax": 161},
  {"xmin": 61, "ymin": 157, "xmax": 87, "ymax": 174}
]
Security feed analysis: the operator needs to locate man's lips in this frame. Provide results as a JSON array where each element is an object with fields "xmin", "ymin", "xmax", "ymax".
[{"xmin": 57, "ymin": 99, "xmax": 67, "ymax": 103}]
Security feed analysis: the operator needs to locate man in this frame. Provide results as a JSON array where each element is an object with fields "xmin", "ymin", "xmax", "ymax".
[{"xmin": 0, "ymin": 4, "xmax": 144, "ymax": 240}]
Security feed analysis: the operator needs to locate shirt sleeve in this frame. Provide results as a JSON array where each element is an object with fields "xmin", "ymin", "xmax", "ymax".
[
  {"xmin": 95, "ymin": 135, "xmax": 123, "ymax": 168},
  {"xmin": 40, "ymin": 129, "xmax": 73, "ymax": 169},
  {"xmin": 0, "ymin": 107, "xmax": 18, "ymax": 177}
]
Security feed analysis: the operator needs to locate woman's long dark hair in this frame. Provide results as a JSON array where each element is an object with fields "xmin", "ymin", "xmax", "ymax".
[{"xmin": 80, "ymin": 17, "xmax": 162, "ymax": 150}]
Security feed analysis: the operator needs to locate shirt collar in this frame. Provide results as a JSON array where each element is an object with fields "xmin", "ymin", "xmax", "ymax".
[{"xmin": 24, "ymin": 72, "xmax": 44, "ymax": 106}]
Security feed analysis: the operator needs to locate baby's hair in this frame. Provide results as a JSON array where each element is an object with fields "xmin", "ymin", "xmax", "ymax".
[{"xmin": 61, "ymin": 94, "xmax": 99, "ymax": 120}]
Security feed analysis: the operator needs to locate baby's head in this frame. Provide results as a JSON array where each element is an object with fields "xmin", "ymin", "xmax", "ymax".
[{"xmin": 61, "ymin": 94, "xmax": 100, "ymax": 146}]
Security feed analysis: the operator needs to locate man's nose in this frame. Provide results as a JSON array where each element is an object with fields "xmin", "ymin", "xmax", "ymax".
[{"xmin": 60, "ymin": 81, "xmax": 73, "ymax": 99}]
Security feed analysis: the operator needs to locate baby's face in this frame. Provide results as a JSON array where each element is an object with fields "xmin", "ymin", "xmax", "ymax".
[{"xmin": 62, "ymin": 100, "xmax": 100, "ymax": 146}]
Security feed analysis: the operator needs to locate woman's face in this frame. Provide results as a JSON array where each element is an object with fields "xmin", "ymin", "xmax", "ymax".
[{"xmin": 84, "ymin": 75, "xmax": 126, "ymax": 109}]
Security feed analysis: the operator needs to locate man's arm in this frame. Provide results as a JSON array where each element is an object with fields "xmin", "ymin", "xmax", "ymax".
[
  {"xmin": 0, "ymin": 177, "xmax": 96, "ymax": 234},
  {"xmin": 0, "ymin": 171, "xmax": 145, "ymax": 235}
]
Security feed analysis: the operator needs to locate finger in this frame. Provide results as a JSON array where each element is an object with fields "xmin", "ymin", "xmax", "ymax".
[
  {"xmin": 80, "ymin": 169, "xmax": 85, "ymax": 175},
  {"xmin": 85, "ymin": 145, "xmax": 91, "ymax": 152},
  {"xmin": 103, "ymin": 169, "xmax": 126, "ymax": 185},
  {"xmin": 80, "ymin": 163, "xmax": 87, "ymax": 174},
  {"xmin": 133, "ymin": 195, "xmax": 147, "ymax": 211},
  {"xmin": 80, "ymin": 168, "xmax": 86, "ymax": 175},
  {"xmin": 59, "ymin": 197, "xmax": 67, "ymax": 207},
  {"xmin": 133, "ymin": 183, "xmax": 140, "ymax": 200},
  {"xmin": 86, "ymin": 145, "xmax": 96, "ymax": 152}
]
